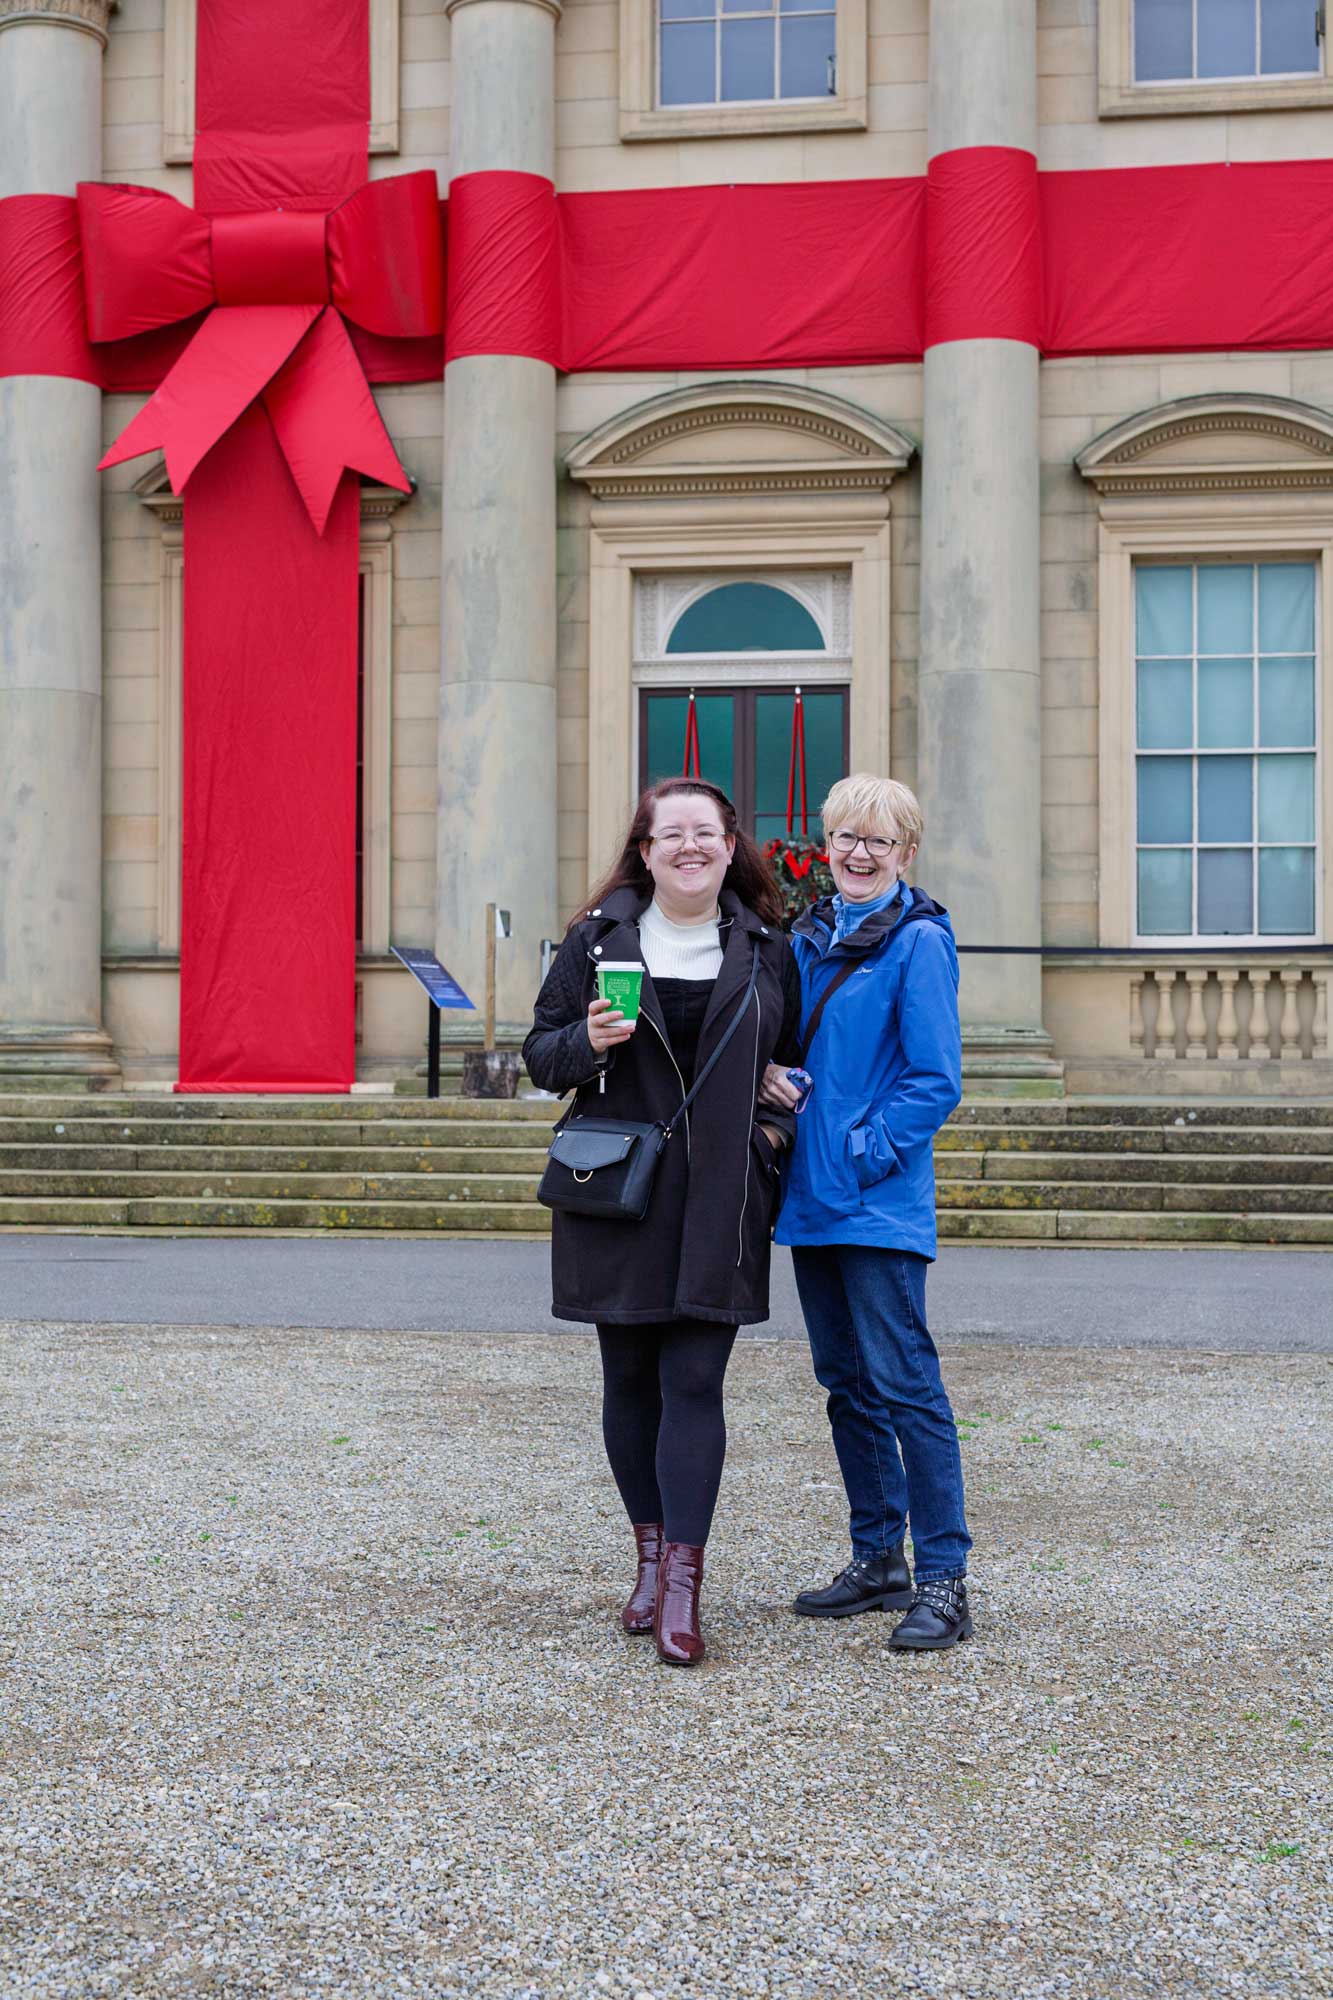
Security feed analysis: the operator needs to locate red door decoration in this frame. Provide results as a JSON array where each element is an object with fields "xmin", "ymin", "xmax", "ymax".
[
  {"xmin": 7, "ymin": 3, "xmax": 1333, "ymax": 1084},
  {"xmin": 785, "ymin": 686, "xmax": 808, "ymax": 842},
  {"xmin": 682, "ymin": 690, "xmax": 701, "ymax": 781}
]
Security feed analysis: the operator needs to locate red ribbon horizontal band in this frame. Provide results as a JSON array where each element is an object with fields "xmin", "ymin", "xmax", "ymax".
[{"xmin": 925, "ymin": 146, "xmax": 1041, "ymax": 351}]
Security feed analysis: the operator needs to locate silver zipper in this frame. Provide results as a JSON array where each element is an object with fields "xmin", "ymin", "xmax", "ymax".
[
  {"xmin": 736, "ymin": 990, "xmax": 761, "ymax": 1268},
  {"xmin": 644, "ymin": 1009, "xmax": 690, "ymax": 1161}
]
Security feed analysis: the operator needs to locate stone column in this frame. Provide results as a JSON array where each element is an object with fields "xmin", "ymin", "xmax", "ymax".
[
  {"xmin": 437, "ymin": 0, "xmax": 560, "ymax": 1030},
  {"xmin": 0, "ymin": 0, "xmax": 117, "ymax": 1084},
  {"xmin": 917, "ymin": 0, "xmax": 1055, "ymax": 1081}
]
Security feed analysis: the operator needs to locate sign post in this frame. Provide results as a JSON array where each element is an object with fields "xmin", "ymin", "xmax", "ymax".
[{"xmin": 390, "ymin": 948, "xmax": 475, "ymax": 1100}]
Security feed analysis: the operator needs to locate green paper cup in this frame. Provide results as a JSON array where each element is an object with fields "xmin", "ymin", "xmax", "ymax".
[{"xmin": 597, "ymin": 961, "xmax": 644, "ymax": 1022}]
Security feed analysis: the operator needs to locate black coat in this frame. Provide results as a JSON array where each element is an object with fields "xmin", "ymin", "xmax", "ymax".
[{"xmin": 523, "ymin": 886, "xmax": 803, "ymax": 1327}]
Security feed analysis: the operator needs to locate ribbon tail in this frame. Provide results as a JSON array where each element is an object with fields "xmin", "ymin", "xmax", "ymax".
[
  {"xmin": 262, "ymin": 308, "xmax": 409, "ymax": 536},
  {"xmin": 98, "ymin": 303, "xmax": 322, "ymax": 492}
]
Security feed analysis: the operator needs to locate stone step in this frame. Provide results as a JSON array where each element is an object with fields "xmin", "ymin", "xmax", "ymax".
[
  {"xmin": 0, "ymin": 1197, "xmax": 546, "ymax": 1231},
  {"xmin": 0, "ymin": 1145, "xmax": 555, "ymax": 1175},
  {"xmin": 937, "ymin": 1178, "xmax": 1333, "ymax": 1213},
  {"xmin": 0, "ymin": 1170, "xmax": 543, "ymax": 1203},
  {"xmin": 938, "ymin": 1209, "xmax": 1333, "ymax": 1244},
  {"xmin": 0, "ymin": 1117, "xmax": 557, "ymax": 1150},
  {"xmin": 0, "ymin": 1094, "xmax": 560, "ymax": 1123},
  {"xmin": 981, "ymin": 1152, "xmax": 1333, "ymax": 1185},
  {"xmin": 940, "ymin": 1124, "xmax": 1333, "ymax": 1154}
]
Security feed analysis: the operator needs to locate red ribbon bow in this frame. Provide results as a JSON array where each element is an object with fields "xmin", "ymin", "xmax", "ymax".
[{"xmin": 76, "ymin": 173, "xmax": 443, "ymax": 532}]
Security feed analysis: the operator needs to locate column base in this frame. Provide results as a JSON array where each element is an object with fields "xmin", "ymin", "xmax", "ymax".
[
  {"xmin": 961, "ymin": 1027, "xmax": 1065, "ymax": 1099},
  {"xmin": 0, "ymin": 1028, "xmax": 122, "ymax": 1092}
]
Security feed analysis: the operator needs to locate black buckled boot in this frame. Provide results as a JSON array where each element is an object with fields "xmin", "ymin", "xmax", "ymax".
[
  {"xmin": 792, "ymin": 1546, "xmax": 913, "ymax": 1618},
  {"xmin": 888, "ymin": 1576, "xmax": 972, "ymax": 1650}
]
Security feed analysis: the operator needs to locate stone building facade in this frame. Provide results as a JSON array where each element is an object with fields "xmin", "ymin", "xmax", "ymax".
[{"xmin": 2, "ymin": 0, "xmax": 1331, "ymax": 1093}]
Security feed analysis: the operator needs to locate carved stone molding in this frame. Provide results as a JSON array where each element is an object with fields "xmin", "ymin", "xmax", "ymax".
[
  {"xmin": 0, "ymin": 0, "xmax": 114, "ymax": 42},
  {"xmin": 1077, "ymin": 394, "xmax": 1333, "ymax": 498},
  {"xmin": 567, "ymin": 382, "xmax": 916, "ymax": 503},
  {"xmin": 133, "ymin": 461, "xmax": 415, "ymax": 527}
]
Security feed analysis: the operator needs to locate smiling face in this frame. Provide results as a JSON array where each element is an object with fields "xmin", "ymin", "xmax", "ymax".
[
  {"xmin": 827, "ymin": 819, "xmax": 918, "ymax": 903},
  {"xmin": 640, "ymin": 790, "xmax": 735, "ymax": 916}
]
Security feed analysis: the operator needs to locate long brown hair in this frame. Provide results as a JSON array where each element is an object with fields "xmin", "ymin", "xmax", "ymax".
[{"xmin": 574, "ymin": 777, "xmax": 785, "ymax": 930}]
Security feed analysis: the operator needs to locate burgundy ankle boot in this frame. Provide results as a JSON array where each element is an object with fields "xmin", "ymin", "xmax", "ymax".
[
  {"xmin": 655, "ymin": 1540, "xmax": 706, "ymax": 1666},
  {"xmin": 621, "ymin": 1524, "xmax": 663, "ymax": 1635}
]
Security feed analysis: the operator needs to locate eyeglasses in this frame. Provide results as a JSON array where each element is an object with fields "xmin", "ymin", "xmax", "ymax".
[
  {"xmin": 650, "ymin": 829, "xmax": 727, "ymax": 852},
  {"xmin": 829, "ymin": 829, "xmax": 903, "ymax": 857}
]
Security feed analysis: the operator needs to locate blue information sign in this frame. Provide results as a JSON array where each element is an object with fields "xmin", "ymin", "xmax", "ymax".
[{"xmin": 391, "ymin": 947, "xmax": 475, "ymax": 1011}]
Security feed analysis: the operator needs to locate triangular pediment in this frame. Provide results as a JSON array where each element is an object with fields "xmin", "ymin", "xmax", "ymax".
[
  {"xmin": 567, "ymin": 383, "xmax": 916, "ymax": 500},
  {"xmin": 1077, "ymin": 394, "xmax": 1333, "ymax": 496}
]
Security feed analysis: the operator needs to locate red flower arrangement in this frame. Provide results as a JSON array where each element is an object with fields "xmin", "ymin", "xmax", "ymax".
[{"xmin": 763, "ymin": 836, "xmax": 834, "ymax": 925}]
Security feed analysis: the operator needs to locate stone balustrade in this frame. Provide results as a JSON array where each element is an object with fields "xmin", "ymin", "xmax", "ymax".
[{"xmin": 1130, "ymin": 961, "xmax": 1330, "ymax": 1063}]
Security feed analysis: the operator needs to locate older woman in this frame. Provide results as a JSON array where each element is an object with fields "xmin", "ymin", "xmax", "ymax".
[
  {"xmin": 523, "ymin": 777, "xmax": 801, "ymax": 1666},
  {"xmin": 758, "ymin": 774, "xmax": 973, "ymax": 1650}
]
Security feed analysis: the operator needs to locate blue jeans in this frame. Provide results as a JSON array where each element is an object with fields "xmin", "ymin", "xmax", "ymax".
[{"xmin": 792, "ymin": 1244, "xmax": 971, "ymax": 1580}]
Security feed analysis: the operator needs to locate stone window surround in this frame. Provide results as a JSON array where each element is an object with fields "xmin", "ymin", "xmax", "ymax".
[
  {"xmin": 133, "ymin": 469, "xmax": 409, "ymax": 958},
  {"xmin": 1077, "ymin": 393, "xmax": 1333, "ymax": 950},
  {"xmin": 566, "ymin": 381, "xmax": 912, "ymax": 874},
  {"xmin": 618, "ymin": 0, "xmax": 866, "ymax": 141},
  {"xmin": 1098, "ymin": 0, "xmax": 1333, "ymax": 117},
  {"xmin": 161, "ymin": 0, "xmax": 400, "ymax": 164}
]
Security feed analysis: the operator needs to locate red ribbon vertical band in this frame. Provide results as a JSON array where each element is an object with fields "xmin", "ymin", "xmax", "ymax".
[
  {"xmin": 176, "ymin": 0, "xmax": 371, "ymax": 1091},
  {"xmin": 924, "ymin": 146, "xmax": 1042, "ymax": 351}
]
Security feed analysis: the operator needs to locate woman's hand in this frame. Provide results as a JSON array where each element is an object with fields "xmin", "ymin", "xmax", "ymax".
[
  {"xmin": 758, "ymin": 1061, "xmax": 801, "ymax": 1112},
  {"xmin": 587, "ymin": 995, "xmax": 636, "ymax": 1054}
]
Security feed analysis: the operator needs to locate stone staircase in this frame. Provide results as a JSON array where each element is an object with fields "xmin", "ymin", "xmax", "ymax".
[{"xmin": 0, "ymin": 1093, "xmax": 1329, "ymax": 1244}]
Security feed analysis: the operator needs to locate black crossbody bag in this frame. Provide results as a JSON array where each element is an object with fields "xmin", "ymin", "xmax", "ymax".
[{"xmin": 537, "ymin": 943, "xmax": 761, "ymax": 1222}]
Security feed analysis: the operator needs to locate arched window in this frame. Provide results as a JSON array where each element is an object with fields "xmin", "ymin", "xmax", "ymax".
[{"xmin": 666, "ymin": 581, "xmax": 826, "ymax": 654}]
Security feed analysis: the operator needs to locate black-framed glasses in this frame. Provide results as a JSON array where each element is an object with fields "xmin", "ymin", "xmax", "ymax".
[
  {"xmin": 829, "ymin": 829, "xmax": 902, "ymax": 857},
  {"xmin": 649, "ymin": 828, "xmax": 727, "ymax": 852}
]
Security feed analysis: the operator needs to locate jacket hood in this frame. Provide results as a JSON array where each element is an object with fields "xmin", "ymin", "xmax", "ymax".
[{"xmin": 792, "ymin": 884, "xmax": 955, "ymax": 955}]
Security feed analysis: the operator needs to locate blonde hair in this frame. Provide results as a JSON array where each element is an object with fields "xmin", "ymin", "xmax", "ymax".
[{"xmin": 820, "ymin": 773, "xmax": 923, "ymax": 849}]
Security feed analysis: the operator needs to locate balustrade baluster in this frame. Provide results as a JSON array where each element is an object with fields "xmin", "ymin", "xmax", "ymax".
[
  {"xmin": 1216, "ymin": 969, "xmax": 1240, "ymax": 1061},
  {"xmin": 1184, "ymin": 969, "xmax": 1208, "ymax": 1060},
  {"xmin": 1314, "ymin": 970, "xmax": 1329, "ymax": 1060},
  {"xmin": 1152, "ymin": 968, "xmax": 1178, "ymax": 1060},
  {"xmin": 1279, "ymin": 969, "xmax": 1304, "ymax": 1062},
  {"xmin": 1130, "ymin": 974, "xmax": 1145, "ymax": 1057}
]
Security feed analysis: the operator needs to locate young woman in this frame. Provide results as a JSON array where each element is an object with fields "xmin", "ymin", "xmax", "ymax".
[
  {"xmin": 523, "ymin": 778, "xmax": 801, "ymax": 1666},
  {"xmin": 758, "ymin": 773, "xmax": 973, "ymax": 1651}
]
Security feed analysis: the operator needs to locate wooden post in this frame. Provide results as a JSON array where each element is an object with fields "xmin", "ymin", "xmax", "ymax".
[{"xmin": 484, "ymin": 901, "xmax": 497, "ymax": 1052}]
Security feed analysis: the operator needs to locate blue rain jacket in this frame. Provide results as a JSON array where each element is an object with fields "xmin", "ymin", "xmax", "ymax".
[{"xmin": 774, "ymin": 887, "xmax": 962, "ymax": 1260}]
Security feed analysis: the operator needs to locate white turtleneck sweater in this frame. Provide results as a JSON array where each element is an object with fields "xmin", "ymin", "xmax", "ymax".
[{"xmin": 638, "ymin": 897, "xmax": 724, "ymax": 981}]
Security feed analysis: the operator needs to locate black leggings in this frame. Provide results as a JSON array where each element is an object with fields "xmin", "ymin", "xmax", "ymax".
[{"xmin": 596, "ymin": 1320, "xmax": 739, "ymax": 1547}]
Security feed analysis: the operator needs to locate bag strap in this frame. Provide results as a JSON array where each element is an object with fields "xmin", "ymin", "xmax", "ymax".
[
  {"xmin": 797, "ymin": 897, "xmax": 910, "ymax": 1064},
  {"xmin": 664, "ymin": 941, "xmax": 761, "ymax": 1138},
  {"xmin": 797, "ymin": 957, "xmax": 860, "ymax": 1066}
]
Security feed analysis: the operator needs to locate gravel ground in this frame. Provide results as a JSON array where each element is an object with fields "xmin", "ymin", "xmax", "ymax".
[{"xmin": 1, "ymin": 1319, "xmax": 1329, "ymax": 2000}]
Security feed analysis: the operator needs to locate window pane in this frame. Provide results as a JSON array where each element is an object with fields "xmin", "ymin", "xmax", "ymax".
[
  {"xmin": 1258, "ymin": 561, "xmax": 1315, "ymax": 652},
  {"xmin": 1135, "ymin": 0, "xmax": 1194, "ymax": 78},
  {"xmin": 1259, "ymin": 658, "xmax": 1316, "ymax": 747},
  {"xmin": 1138, "ymin": 756, "xmax": 1193, "ymax": 842},
  {"xmin": 1197, "ymin": 564, "xmax": 1253, "ymax": 653},
  {"xmin": 1198, "ymin": 755, "xmax": 1252, "ymax": 842},
  {"xmin": 1259, "ymin": 847, "xmax": 1316, "ymax": 934},
  {"xmin": 721, "ymin": 16, "xmax": 774, "ymax": 97},
  {"xmin": 722, "ymin": 0, "xmax": 767, "ymax": 11},
  {"xmin": 779, "ymin": 13, "xmax": 836, "ymax": 94},
  {"xmin": 1137, "ymin": 659, "xmax": 1193, "ymax": 748},
  {"xmin": 645, "ymin": 693, "xmax": 735, "ymax": 795},
  {"xmin": 753, "ymin": 690, "xmax": 846, "ymax": 845},
  {"xmin": 1198, "ymin": 848, "xmax": 1253, "ymax": 934},
  {"xmin": 662, "ymin": 0, "xmax": 712, "ymax": 15},
  {"xmin": 1138, "ymin": 849, "xmax": 1193, "ymax": 934},
  {"xmin": 1258, "ymin": 753, "xmax": 1315, "ymax": 842},
  {"xmin": 1136, "ymin": 565, "xmax": 1192, "ymax": 654},
  {"xmin": 661, "ymin": 22, "xmax": 716, "ymax": 102},
  {"xmin": 1197, "ymin": 658, "xmax": 1252, "ymax": 748},
  {"xmin": 666, "ymin": 581, "xmax": 824, "ymax": 653},
  {"xmin": 1262, "ymin": 0, "xmax": 1320, "ymax": 70},
  {"xmin": 1198, "ymin": 0, "xmax": 1258, "ymax": 76}
]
